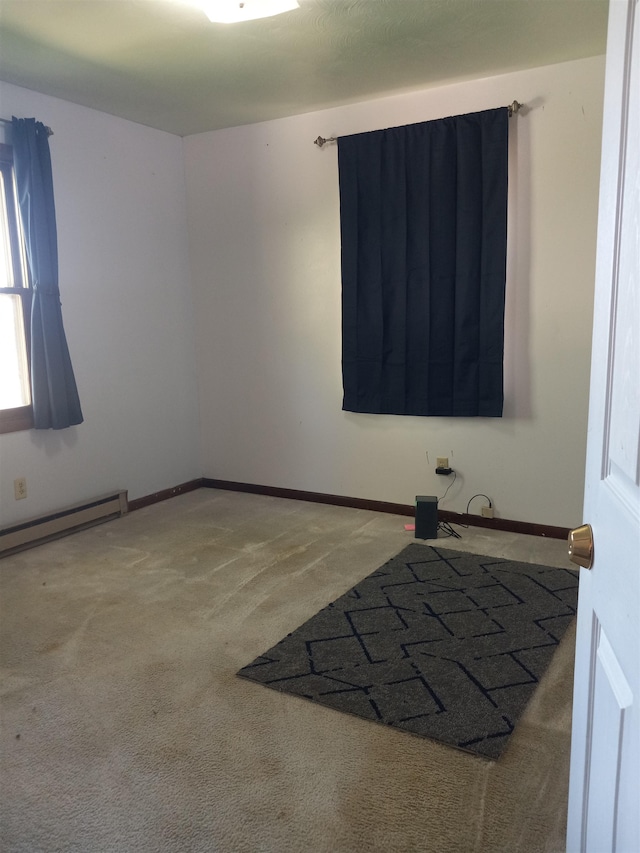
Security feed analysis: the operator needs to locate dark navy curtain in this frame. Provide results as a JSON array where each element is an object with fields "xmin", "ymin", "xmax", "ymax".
[
  {"xmin": 338, "ymin": 107, "xmax": 508, "ymax": 417},
  {"xmin": 12, "ymin": 117, "xmax": 83, "ymax": 429}
]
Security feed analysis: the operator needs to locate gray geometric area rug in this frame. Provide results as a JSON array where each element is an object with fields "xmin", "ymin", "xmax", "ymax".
[{"xmin": 238, "ymin": 545, "xmax": 579, "ymax": 760}]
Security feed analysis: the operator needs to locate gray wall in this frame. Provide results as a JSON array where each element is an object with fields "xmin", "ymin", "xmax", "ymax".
[
  {"xmin": 0, "ymin": 82, "xmax": 201, "ymax": 527},
  {"xmin": 184, "ymin": 57, "xmax": 605, "ymax": 527},
  {"xmin": 0, "ymin": 55, "xmax": 605, "ymax": 530}
]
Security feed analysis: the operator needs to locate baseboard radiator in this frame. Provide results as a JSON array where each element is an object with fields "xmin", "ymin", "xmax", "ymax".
[{"xmin": 0, "ymin": 491, "xmax": 128, "ymax": 558}]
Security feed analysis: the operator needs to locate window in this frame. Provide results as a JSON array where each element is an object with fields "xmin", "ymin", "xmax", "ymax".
[{"xmin": 0, "ymin": 142, "xmax": 33, "ymax": 433}]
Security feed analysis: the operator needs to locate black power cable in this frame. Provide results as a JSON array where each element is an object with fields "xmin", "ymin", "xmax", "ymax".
[
  {"xmin": 436, "ymin": 471, "xmax": 462, "ymax": 538},
  {"xmin": 466, "ymin": 493, "xmax": 493, "ymax": 513},
  {"xmin": 439, "ymin": 470, "xmax": 457, "ymax": 502},
  {"xmin": 437, "ymin": 520, "xmax": 462, "ymax": 539}
]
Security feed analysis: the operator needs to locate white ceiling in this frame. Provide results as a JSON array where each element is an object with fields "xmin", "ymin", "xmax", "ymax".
[{"xmin": 0, "ymin": 0, "xmax": 609, "ymax": 137}]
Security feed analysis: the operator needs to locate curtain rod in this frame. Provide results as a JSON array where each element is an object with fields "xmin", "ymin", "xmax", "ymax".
[
  {"xmin": 313, "ymin": 100, "xmax": 523, "ymax": 148},
  {"xmin": 0, "ymin": 117, "xmax": 54, "ymax": 137}
]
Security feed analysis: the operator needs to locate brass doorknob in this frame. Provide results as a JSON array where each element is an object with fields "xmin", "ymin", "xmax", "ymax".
[{"xmin": 568, "ymin": 523, "xmax": 594, "ymax": 569}]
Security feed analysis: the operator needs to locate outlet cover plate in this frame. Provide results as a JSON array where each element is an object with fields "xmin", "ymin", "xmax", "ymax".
[{"xmin": 14, "ymin": 478, "xmax": 27, "ymax": 500}]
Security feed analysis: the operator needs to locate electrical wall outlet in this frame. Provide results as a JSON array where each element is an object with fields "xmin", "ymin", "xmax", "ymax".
[
  {"xmin": 14, "ymin": 477, "xmax": 27, "ymax": 500},
  {"xmin": 436, "ymin": 457, "xmax": 449, "ymax": 469},
  {"xmin": 481, "ymin": 505, "xmax": 494, "ymax": 519}
]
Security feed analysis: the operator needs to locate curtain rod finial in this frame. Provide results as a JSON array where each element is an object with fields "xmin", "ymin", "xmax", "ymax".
[{"xmin": 314, "ymin": 135, "xmax": 337, "ymax": 148}]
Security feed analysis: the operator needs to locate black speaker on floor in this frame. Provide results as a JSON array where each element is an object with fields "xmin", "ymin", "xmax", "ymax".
[{"xmin": 415, "ymin": 495, "xmax": 438, "ymax": 540}]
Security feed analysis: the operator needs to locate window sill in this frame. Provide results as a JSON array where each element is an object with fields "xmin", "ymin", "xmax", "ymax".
[{"xmin": 0, "ymin": 405, "xmax": 34, "ymax": 434}]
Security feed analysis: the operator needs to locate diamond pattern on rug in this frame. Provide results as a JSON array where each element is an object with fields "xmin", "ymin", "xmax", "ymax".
[{"xmin": 237, "ymin": 544, "xmax": 578, "ymax": 759}]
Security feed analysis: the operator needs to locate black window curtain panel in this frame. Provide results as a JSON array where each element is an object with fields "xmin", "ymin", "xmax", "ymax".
[{"xmin": 338, "ymin": 107, "xmax": 509, "ymax": 417}]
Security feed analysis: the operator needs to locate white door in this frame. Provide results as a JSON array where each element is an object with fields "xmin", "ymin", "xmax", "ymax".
[{"xmin": 566, "ymin": 0, "xmax": 640, "ymax": 850}]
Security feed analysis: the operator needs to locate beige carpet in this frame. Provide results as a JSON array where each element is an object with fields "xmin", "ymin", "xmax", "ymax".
[{"xmin": 0, "ymin": 489, "xmax": 575, "ymax": 852}]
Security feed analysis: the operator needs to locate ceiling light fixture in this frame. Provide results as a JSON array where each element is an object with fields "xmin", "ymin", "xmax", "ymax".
[{"xmin": 198, "ymin": 0, "xmax": 299, "ymax": 23}]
